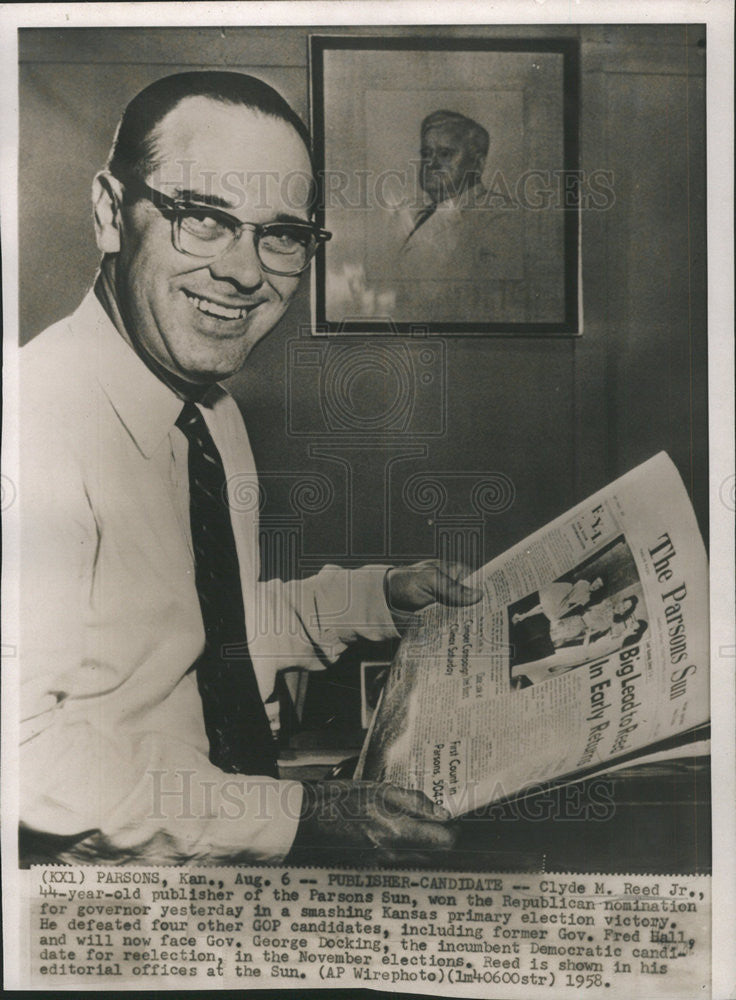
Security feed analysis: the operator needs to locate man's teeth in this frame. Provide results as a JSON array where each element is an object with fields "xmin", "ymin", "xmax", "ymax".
[{"xmin": 189, "ymin": 294, "xmax": 248, "ymax": 320}]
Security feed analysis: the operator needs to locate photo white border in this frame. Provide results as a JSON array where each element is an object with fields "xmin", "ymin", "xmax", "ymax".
[{"xmin": 1, "ymin": 3, "xmax": 733, "ymax": 996}]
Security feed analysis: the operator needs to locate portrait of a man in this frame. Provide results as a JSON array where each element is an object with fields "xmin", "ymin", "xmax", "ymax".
[
  {"xmin": 392, "ymin": 109, "xmax": 521, "ymax": 322},
  {"xmin": 313, "ymin": 38, "xmax": 579, "ymax": 333}
]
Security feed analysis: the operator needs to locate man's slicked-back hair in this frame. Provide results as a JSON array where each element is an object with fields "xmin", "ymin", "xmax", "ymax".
[
  {"xmin": 107, "ymin": 70, "xmax": 312, "ymax": 181},
  {"xmin": 420, "ymin": 110, "xmax": 490, "ymax": 159}
]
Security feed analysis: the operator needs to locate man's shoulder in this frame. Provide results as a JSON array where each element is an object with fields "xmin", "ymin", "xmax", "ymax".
[
  {"xmin": 457, "ymin": 191, "xmax": 508, "ymax": 223},
  {"xmin": 23, "ymin": 292, "xmax": 100, "ymax": 374},
  {"xmin": 23, "ymin": 312, "xmax": 75, "ymax": 364},
  {"xmin": 21, "ymin": 300, "xmax": 103, "ymax": 433},
  {"xmin": 21, "ymin": 314, "xmax": 73, "ymax": 356}
]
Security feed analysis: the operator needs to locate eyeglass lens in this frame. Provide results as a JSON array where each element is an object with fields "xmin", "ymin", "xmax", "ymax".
[{"xmin": 174, "ymin": 211, "xmax": 316, "ymax": 275}]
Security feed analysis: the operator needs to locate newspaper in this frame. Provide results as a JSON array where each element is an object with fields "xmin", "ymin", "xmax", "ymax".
[{"xmin": 357, "ymin": 453, "xmax": 709, "ymax": 815}]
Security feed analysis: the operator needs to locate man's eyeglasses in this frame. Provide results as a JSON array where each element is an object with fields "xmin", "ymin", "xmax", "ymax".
[{"xmin": 113, "ymin": 172, "xmax": 331, "ymax": 277}]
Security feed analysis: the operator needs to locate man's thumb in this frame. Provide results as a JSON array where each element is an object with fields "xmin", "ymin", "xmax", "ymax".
[{"xmin": 437, "ymin": 572, "xmax": 484, "ymax": 607}]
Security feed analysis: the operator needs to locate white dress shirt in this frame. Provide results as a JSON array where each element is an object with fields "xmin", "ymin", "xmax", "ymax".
[{"xmin": 19, "ymin": 289, "xmax": 399, "ymax": 864}]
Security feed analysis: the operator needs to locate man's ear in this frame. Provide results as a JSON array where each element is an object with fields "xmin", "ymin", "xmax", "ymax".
[{"xmin": 92, "ymin": 171, "xmax": 123, "ymax": 254}]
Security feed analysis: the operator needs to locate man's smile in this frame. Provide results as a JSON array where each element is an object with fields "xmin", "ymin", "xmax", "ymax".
[
  {"xmin": 183, "ymin": 289, "xmax": 268, "ymax": 332},
  {"xmin": 182, "ymin": 288, "xmax": 256, "ymax": 322}
]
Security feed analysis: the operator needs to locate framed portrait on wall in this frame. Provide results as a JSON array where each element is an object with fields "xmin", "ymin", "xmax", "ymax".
[{"xmin": 310, "ymin": 36, "xmax": 582, "ymax": 335}]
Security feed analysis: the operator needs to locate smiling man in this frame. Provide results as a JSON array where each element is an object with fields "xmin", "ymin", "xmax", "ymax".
[
  {"xmin": 97, "ymin": 86, "xmax": 317, "ymax": 383},
  {"xmin": 20, "ymin": 72, "xmax": 480, "ymax": 866}
]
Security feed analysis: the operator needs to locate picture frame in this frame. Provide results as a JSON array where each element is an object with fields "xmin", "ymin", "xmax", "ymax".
[{"xmin": 310, "ymin": 36, "xmax": 582, "ymax": 335}]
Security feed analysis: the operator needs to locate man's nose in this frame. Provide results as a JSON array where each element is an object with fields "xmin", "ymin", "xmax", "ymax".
[{"xmin": 208, "ymin": 229, "xmax": 264, "ymax": 289}]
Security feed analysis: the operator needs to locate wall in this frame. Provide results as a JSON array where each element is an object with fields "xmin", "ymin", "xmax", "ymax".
[{"xmin": 18, "ymin": 24, "xmax": 707, "ymax": 578}]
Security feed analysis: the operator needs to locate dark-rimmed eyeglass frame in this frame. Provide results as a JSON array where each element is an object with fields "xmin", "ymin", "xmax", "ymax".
[{"xmin": 112, "ymin": 171, "xmax": 331, "ymax": 277}]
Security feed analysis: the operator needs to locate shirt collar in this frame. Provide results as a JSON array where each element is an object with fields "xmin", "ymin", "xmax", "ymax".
[
  {"xmin": 434, "ymin": 196, "xmax": 461, "ymax": 214},
  {"xmin": 431, "ymin": 181, "xmax": 487, "ymax": 214},
  {"xmin": 71, "ymin": 288, "xmax": 225, "ymax": 459}
]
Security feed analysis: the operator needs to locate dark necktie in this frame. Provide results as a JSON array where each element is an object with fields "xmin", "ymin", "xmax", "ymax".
[
  {"xmin": 406, "ymin": 203, "xmax": 437, "ymax": 241},
  {"xmin": 176, "ymin": 401, "xmax": 278, "ymax": 777}
]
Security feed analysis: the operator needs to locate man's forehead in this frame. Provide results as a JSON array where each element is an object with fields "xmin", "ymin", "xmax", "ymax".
[
  {"xmin": 422, "ymin": 122, "xmax": 470, "ymax": 148},
  {"xmin": 150, "ymin": 96, "xmax": 312, "ymax": 193}
]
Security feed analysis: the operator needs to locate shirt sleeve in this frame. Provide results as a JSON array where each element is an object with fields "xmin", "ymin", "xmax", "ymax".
[
  {"xmin": 219, "ymin": 394, "xmax": 404, "ymax": 684},
  {"xmin": 21, "ymin": 719, "xmax": 303, "ymax": 865},
  {"xmin": 246, "ymin": 565, "xmax": 402, "ymax": 691}
]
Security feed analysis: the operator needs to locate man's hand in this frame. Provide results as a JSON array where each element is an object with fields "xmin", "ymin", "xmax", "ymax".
[
  {"xmin": 287, "ymin": 781, "xmax": 458, "ymax": 865},
  {"xmin": 386, "ymin": 559, "xmax": 483, "ymax": 615}
]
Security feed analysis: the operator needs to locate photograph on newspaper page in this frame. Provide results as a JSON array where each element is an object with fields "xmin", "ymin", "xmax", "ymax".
[{"xmin": 1, "ymin": 2, "xmax": 733, "ymax": 998}]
